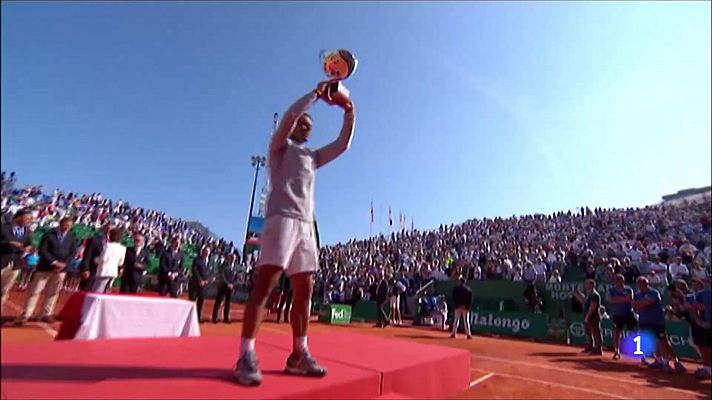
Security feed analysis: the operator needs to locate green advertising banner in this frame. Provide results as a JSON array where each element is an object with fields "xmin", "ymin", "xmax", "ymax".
[
  {"xmin": 566, "ymin": 314, "xmax": 700, "ymax": 360},
  {"xmin": 547, "ymin": 318, "xmax": 569, "ymax": 343},
  {"xmin": 318, "ymin": 304, "xmax": 352, "ymax": 324},
  {"xmin": 545, "ymin": 281, "xmax": 586, "ymax": 302},
  {"xmin": 351, "ymin": 300, "xmax": 390, "ymax": 322},
  {"xmin": 435, "ymin": 280, "xmax": 530, "ymax": 312},
  {"xmin": 469, "ymin": 310, "xmax": 549, "ymax": 339}
]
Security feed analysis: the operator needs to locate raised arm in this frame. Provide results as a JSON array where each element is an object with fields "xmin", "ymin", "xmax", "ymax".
[
  {"xmin": 315, "ymin": 106, "xmax": 356, "ymax": 169},
  {"xmin": 270, "ymin": 89, "xmax": 322, "ymax": 155}
]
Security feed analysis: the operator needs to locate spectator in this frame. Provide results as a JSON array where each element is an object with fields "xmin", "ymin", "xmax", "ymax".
[
  {"xmin": 80, "ymin": 222, "xmax": 114, "ymax": 291},
  {"xmin": 638, "ymin": 253, "xmax": 652, "ymax": 276},
  {"xmin": 522, "ymin": 261, "xmax": 537, "ymax": 284},
  {"xmin": 620, "ymin": 258, "xmax": 641, "ymax": 286},
  {"xmin": 607, "ymin": 274, "xmax": 637, "ymax": 360},
  {"xmin": 635, "ymin": 276, "xmax": 686, "ymax": 373},
  {"xmin": 689, "ymin": 277, "xmax": 711, "ymax": 380},
  {"xmin": 533, "ymin": 256, "xmax": 548, "ymax": 284},
  {"xmin": 374, "ymin": 269, "xmax": 389, "ymax": 328},
  {"xmin": 669, "ymin": 256, "xmax": 690, "ymax": 281},
  {"xmin": 691, "ymin": 260, "xmax": 710, "ymax": 281},
  {"xmin": 512, "ymin": 264, "xmax": 523, "ymax": 281},
  {"xmin": 432, "ymin": 294, "xmax": 448, "ymax": 331},
  {"xmin": 16, "ymin": 217, "xmax": 77, "ymax": 324},
  {"xmin": 120, "ymin": 233, "xmax": 149, "ymax": 294},
  {"xmin": 159, "ymin": 236, "xmax": 184, "ymax": 298},
  {"xmin": 92, "ymin": 228, "xmax": 126, "ymax": 293},
  {"xmin": 189, "ymin": 246, "xmax": 212, "ymax": 321},
  {"xmin": 1, "ymin": 209, "xmax": 33, "ymax": 309},
  {"xmin": 276, "ymin": 272, "xmax": 293, "ymax": 324},
  {"xmin": 213, "ymin": 253, "xmax": 239, "ymax": 324},
  {"xmin": 578, "ymin": 279, "xmax": 603, "ymax": 356},
  {"xmin": 389, "ymin": 276, "xmax": 405, "ymax": 326},
  {"xmin": 450, "ymin": 277, "xmax": 472, "ymax": 339}
]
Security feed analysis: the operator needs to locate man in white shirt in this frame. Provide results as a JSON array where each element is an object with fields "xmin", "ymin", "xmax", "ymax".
[
  {"xmin": 533, "ymin": 257, "xmax": 548, "ymax": 284},
  {"xmin": 523, "ymin": 262, "xmax": 538, "ymax": 283},
  {"xmin": 668, "ymin": 256, "xmax": 689, "ymax": 281},
  {"xmin": 649, "ymin": 256, "xmax": 668, "ymax": 277},
  {"xmin": 628, "ymin": 244, "xmax": 644, "ymax": 267}
]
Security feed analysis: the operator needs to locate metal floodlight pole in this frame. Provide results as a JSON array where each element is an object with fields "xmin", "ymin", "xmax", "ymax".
[
  {"xmin": 243, "ymin": 113, "xmax": 277, "ymax": 258},
  {"xmin": 245, "ymin": 155, "xmax": 266, "ymax": 247}
]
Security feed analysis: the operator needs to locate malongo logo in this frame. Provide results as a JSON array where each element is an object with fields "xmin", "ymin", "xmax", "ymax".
[{"xmin": 470, "ymin": 312, "xmax": 531, "ymax": 333}]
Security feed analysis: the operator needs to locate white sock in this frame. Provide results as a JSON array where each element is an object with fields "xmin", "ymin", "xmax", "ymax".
[
  {"xmin": 294, "ymin": 336, "xmax": 308, "ymax": 354},
  {"xmin": 240, "ymin": 338, "xmax": 255, "ymax": 357}
]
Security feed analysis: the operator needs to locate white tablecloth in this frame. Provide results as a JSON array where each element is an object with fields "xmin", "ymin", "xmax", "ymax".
[{"xmin": 73, "ymin": 293, "xmax": 201, "ymax": 340}]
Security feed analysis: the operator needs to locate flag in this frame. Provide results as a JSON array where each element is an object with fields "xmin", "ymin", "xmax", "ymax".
[
  {"xmin": 411, "ymin": 218, "xmax": 414, "ymax": 231},
  {"xmin": 400, "ymin": 213, "xmax": 405, "ymax": 230},
  {"xmin": 388, "ymin": 207, "xmax": 393, "ymax": 226},
  {"xmin": 370, "ymin": 201, "xmax": 374, "ymax": 223}
]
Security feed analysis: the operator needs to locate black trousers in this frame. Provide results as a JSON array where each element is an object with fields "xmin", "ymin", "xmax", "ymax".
[
  {"xmin": 120, "ymin": 279, "xmax": 139, "ymax": 294},
  {"xmin": 212, "ymin": 284, "xmax": 234, "ymax": 322},
  {"xmin": 376, "ymin": 300, "xmax": 388, "ymax": 326},
  {"xmin": 584, "ymin": 317, "xmax": 603, "ymax": 350},
  {"xmin": 188, "ymin": 281, "xmax": 206, "ymax": 319},
  {"xmin": 79, "ymin": 274, "xmax": 95, "ymax": 291},
  {"xmin": 277, "ymin": 290, "xmax": 293, "ymax": 322},
  {"xmin": 158, "ymin": 275, "xmax": 179, "ymax": 298}
]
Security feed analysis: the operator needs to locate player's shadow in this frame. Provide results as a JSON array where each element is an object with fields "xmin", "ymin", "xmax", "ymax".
[{"xmin": 550, "ymin": 357, "xmax": 710, "ymax": 395}]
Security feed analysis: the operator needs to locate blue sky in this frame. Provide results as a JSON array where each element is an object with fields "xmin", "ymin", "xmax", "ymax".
[{"xmin": 2, "ymin": 1, "xmax": 710, "ymax": 246}]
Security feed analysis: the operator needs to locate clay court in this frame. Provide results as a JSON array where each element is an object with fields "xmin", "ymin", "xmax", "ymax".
[{"xmin": 1, "ymin": 291, "xmax": 710, "ymax": 399}]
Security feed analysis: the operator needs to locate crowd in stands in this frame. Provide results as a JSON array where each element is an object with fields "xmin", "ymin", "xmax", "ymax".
[
  {"xmin": 1, "ymin": 172, "xmax": 242, "ymax": 303},
  {"xmin": 1, "ymin": 172, "xmax": 239, "ymax": 263},
  {"xmin": 316, "ymin": 200, "xmax": 711, "ymax": 305},
  {"xmin": 2, "ymin": 171, "xmax": 711, "ymax": 378},
  {"xmin": 4, "ymin": 170, "xmax": 710, "ymax": 308}
]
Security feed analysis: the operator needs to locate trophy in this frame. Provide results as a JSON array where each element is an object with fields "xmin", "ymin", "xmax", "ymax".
[{"xmin": 319, "ymin": 49, "xmax": 358, "ymax": 107}]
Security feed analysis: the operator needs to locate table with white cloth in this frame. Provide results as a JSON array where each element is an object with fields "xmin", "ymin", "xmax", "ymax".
[{"xmin": 56, "ymin": 292, "xmax": 200, "ymax": 340}]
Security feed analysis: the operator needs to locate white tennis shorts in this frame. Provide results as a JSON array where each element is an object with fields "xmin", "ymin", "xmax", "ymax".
[{"xmin": 257, "ymin": 215, "xmax": 318, "ymax": 277}]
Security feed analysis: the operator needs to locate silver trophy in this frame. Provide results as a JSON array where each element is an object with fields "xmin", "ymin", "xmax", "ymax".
[{"xmin": 319, "ymin": 49, "xmax": 358, "ymax": 107}]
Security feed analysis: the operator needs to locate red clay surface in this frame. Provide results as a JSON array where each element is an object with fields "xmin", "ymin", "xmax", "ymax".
[{"xmin": 2, "ymin": 290, "xmax": 711, "ymax": 399}]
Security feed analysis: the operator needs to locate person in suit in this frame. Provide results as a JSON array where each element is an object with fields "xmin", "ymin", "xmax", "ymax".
[
  {"xmin": 189, "ymin": 246, "xmax": 212, "ymax": 321},
  {"xmin": 16, "ymin": 217, "xmax": 77, "ymax": 324},
  {"xmin": 213, "ymin": 252, "xmax": 239, "ymax": 323},
  {"xmin": 120, "ymin": 233, "xmax": 149, "ymax": 294},
  {"xmin": 450, "ymin": 276, "xmax": 473, "ymax": 339},
  {"xmin": 79, "ymin": 222, "xmax": 114, "ymax": 291},
  {"xmin": 158, "ymin": 236, "xmax": 183, "ymax": 298},
  {"xmin": 375, "ymin": 269, "xmax": 390, "ymax": 328},
  {"xmin": 276, "ymin": 272, "xmax": 293, "ymax": 323},
  {"xmin": 1, "ymin": 209, "xmax": 33, "ymax": 309}
]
